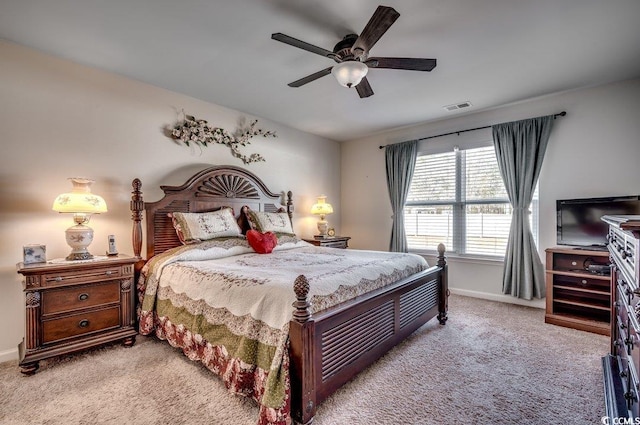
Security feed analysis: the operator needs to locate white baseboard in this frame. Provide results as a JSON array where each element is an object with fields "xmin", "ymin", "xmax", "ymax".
[
  {"xmin": 450, "ymin": 287, "xmax": 545, "ymax": 309},
  {"xmin": 0, "ymin": 347, "xmax": 18, "ymax": 364}
]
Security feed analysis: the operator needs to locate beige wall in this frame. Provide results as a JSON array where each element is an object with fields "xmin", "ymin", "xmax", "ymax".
[
  {"xmin": 0, "ymin": 41, "xmax": 341, "ymax": 361},
  {"xmin": 341, "ymin": 78, "xmax": 640, "ymax": 306}
]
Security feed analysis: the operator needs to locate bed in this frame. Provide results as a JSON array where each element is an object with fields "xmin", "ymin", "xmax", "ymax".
[{"xmin": 130, "ymin": 165, "xmax": 448, "ymax": 425}]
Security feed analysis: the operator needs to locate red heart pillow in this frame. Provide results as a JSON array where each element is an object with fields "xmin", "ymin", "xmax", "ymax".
[{"xmin": 247, "ymin": 230, "xmax": 277, "ymax": 254}]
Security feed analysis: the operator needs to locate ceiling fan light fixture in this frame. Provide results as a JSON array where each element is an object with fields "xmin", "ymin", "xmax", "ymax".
[{"xmin": 331, "ymin": 61, "xmax": 368, "ymax": 88}]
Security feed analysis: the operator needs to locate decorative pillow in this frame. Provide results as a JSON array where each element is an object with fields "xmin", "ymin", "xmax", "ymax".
[
  {"xmin": 171, "ymin": 209, "xmax": 242, "ymax": 243},
  {"xmin": 169, "ymin": 213, "xmax": 189, "ymax": 244},
  {"xmin": 246, "ymin": 230, "xmax": 277, "ymax": 254},
  {"xmin": 247, "ymin": 210, "xmax": 295, "ymax": 235}
]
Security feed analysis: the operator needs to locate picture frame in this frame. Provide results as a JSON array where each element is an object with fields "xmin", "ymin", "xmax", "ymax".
[{"xmin": 23, "ymin": 244, "xmax": 46, "ymax": 265}]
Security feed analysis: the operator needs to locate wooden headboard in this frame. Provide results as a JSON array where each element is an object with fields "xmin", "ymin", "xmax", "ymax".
[{"xmin": 131, "ymin": 165, "xmax": 293, "ymax": 260}]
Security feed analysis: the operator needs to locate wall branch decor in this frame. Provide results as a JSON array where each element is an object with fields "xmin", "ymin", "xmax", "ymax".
[{"xmin": 170, "ymin": 114, "xmax": 276, "ymax": 164}]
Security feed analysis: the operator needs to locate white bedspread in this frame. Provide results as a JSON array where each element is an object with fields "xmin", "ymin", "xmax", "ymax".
[{"xmin": 143, "ymin": 237, "xmax": 429, "ymax": 333}]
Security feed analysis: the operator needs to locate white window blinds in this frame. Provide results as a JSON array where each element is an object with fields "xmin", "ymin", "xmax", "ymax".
[{"xmin": 405, "ymin": 145, "xmax": 535, "ymax": 257}]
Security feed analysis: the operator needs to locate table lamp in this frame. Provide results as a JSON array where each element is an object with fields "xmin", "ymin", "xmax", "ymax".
[
  {"xmin": 310, "ymin": 195, "xmax": 333, "ymax": 237},
  {"xmin": 52, "ymin": 178, "xmax": 107, "ymax": 260}
]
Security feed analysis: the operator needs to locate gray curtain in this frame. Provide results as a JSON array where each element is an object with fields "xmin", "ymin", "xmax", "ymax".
[
  {"xmin": 492, "ymin": 115, "xmax": 554, "ymax": 300},
  {"xmin": 385, "ymin": 140, "xmax": 418, "ymax": 252}
]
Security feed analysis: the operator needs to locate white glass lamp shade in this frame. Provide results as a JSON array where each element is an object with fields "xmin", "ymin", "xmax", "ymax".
[
  {"xmin": 310, "ymin": 195, "xmax": 334, "ymax": 237},
  {"xmin": 52, "ymin": 178, "xmax": 107, "ymax": 260},
  {"xmin": 52, "ymin": 178, "xmax": 107, "ymax": 214},
  {"xmin": 331, "ymin": 61, "xmax": 368, "ymax": 88}
]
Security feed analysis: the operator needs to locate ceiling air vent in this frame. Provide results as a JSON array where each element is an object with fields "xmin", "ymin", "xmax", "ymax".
[{"xmin": 443, "ymin": 101, "xmax": 472, "ymax": 112}]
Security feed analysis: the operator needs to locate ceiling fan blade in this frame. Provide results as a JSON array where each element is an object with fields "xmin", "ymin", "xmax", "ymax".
[
  {"xmin": 351, "ymin": 6, "xmax": 400, "ymax": 57},
  {"xmin": 367, "ymin": 57, "xmax": 437, "ymax": 71},
  {"xmin": 287, "ymin": 67, "xmax": 333, "ymax": 87},
  {"xmin": 269, "ymin": 3, "xmax": 353, "ymax": 39},
  {"xmin": 355, "ymin": 77, "xmax": 374, "ymax": 98},
  {"xmin": 271, "ymin": 33, "xmax": 334, "ymax": 58}
]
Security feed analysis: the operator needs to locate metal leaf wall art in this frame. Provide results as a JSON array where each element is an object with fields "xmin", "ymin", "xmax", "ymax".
[{"xmin": 171, "ymin": 114, "xmax": 276, "ymax": 164}]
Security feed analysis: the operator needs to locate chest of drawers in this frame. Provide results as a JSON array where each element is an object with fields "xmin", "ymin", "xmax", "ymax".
[
  {"xmin": 16, "ymin": 255, "xmax": 139, "ymax": 374},
  {"xmin": 602, "ymin": 215, "xmax": 640, "ymax": 420}
]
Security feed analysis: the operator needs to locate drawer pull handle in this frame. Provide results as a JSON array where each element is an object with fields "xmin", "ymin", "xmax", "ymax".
[
  {"xmin": 54, "ymin": 276, "xmax": 63, "ymax": 282},
  {"xmin": 581, "ymin": 279, "xmax": 587, "ymax": 285},
  {"xmin": 105, "ymin": 271, "xmax": 113, "ymax": 275},
  {"xmin": 78, "ymin": 319, "xmax": 90, "ymax": 328},
  {"xmin": 78, "ymin": 293, "xmax": 89, "ymax": 301}
]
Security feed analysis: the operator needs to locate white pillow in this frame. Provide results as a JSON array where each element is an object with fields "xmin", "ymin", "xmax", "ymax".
[
  {"xmin": 248, "ymin": 210, "xmax": 295, "ymax": 235},
  {"xmin": 172, "ymin": 209, "xmax": 241, "ymax": 243}
]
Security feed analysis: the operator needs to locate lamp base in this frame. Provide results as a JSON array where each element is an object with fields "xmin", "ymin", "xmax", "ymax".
[
  {"xmin": 316, "ymin": 219, "xmax": 329, "ymax": 237},
  {"xmin": 66, "ymin": 251, "xmax": 94, "ymax": 261},
  {"xmin": 65, "ymin": 224, "xmax": 95, "ymax": 261}
]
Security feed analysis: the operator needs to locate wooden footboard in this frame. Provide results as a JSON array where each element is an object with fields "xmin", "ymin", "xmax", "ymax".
[{"xmin": 289, "ymin": 245, "xmax": 448, "ymax": 424}]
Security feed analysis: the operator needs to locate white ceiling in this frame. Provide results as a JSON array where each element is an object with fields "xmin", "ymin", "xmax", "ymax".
[{"xmin": 2, "ymin": 0, "xmax": 640, "ymax": 142}]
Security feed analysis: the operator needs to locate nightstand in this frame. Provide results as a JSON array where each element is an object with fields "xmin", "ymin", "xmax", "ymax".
[
  {"xmin": 16, "ymin": 254, "xmax": 139, "ymax": 374},
  {"xmin": 303, "ymin": 236, "xmax": 351, "ymax": 249}
]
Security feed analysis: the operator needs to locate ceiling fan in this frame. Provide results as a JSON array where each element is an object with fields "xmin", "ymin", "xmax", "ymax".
[{"xmin": 271, "ymin": 5, "xmax": 437, "ymax": 98}]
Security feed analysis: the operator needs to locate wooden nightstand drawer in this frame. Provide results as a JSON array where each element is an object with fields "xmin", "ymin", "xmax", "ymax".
[
  {"xmin": 303, "ymin": 236, "xmax": 351, "ymax": 249},
  {"xmin": 321, "ymin": 240, "xmax": 349, "ymax": 249},
  {"xmin": 42, "ymin": 281, "xmax": 120, "ymax": 316},
  {"xmin": 41, "ymin": 266, "xmax": 124, "ymax": 288},
  {"xmin": 42, "ymin": 306, "xmax": 120, "ymax": 344}
]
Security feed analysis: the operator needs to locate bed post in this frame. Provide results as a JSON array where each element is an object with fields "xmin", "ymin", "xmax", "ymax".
[
  {"xmin": 437, "ymin": 243, "xmax": 449, "ymax": 325},
  {"xmin": 131, "ymin": 178, "xmax": 144, "ymax": 267},
  {"xmin": 286, "ymin": 191, "xmax": 294, "ymax": 223},
  {"xmin": 289, "ymin": 275, "xmax": 316, "ymax": 425}
]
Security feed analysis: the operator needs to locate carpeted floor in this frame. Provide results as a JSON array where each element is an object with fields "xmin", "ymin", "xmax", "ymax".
[{"xmin": 0, "ymin": 295, "xmax": 608, "ymax": 425}]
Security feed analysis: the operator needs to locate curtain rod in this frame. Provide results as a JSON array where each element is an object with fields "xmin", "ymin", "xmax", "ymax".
[{"xmin": 378, "ymin": 111, "xmax": 566, "ymax": 149}]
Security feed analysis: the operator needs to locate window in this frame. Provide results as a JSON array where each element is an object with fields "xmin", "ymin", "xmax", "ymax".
[{"xmin": 404, "ymin": 145, "xmax": 537, "ymax": 257}]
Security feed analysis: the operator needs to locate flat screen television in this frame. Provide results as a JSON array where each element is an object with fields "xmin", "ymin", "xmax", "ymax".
[{"xmin": 556, "ymin": 195, "xmax": 640, "ymax": 249}]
